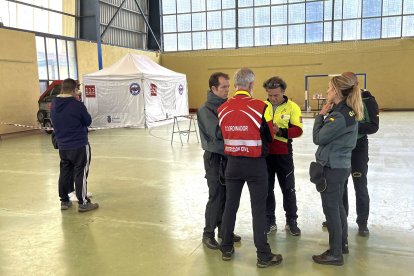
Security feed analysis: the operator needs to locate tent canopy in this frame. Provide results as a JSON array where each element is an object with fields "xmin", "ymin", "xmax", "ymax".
[
  {"xmin": 83, "ymin": 54, "xmax": 188, "ymax": 128},
  {"xmin": 84, "ymin": 54, "xmax": 186, "ymax": 81}
]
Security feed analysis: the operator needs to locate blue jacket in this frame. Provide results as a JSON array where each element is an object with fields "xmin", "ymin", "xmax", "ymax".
[{"xmin": 51, "ymin": 96, "xmax": 92, "ymax": 150}]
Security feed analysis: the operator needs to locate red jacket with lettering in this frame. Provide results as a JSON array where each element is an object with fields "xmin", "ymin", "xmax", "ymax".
[{"xmin": 218, "ymin": 91, "xmax": 274, "ymax": 157}]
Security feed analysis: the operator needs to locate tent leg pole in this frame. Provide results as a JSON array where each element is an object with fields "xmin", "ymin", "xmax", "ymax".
[
  {"xmin": 177, "ymin": 118, "xmax": 183, "ymax": 146},
  {"xmin": 171, "ymin": 117, "xmax": 176, "ymax": 145}
]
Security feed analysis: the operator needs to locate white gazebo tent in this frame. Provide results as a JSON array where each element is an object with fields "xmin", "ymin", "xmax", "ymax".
[{"xmin": 82, "ymin": 54, "xmax": 188, "ymax": 128}]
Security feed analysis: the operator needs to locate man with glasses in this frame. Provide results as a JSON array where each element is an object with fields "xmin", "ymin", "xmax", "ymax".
[{"xmin": 263, "ymin": 76, "xmax": 303, "ymax": 236}]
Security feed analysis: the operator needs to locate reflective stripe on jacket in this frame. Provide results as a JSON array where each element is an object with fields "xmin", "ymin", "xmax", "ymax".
[
  {"xmin": 218, "ymin": 90, "xmax": 272, "ymax": 157},
  {"xmin": 264, "ymin": 97, "xmax": 303, "ymax": 154}
]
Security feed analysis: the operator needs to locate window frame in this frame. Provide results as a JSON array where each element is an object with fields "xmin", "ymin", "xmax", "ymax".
[{"xmin": 160, "ymin": 0, "xmax": 414, "ymax": 52}]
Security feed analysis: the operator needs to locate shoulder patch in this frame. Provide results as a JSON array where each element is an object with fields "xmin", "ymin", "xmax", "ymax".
[{"xmin": 337, "ymin": 104, "xmax": 356, "ymax": 127}]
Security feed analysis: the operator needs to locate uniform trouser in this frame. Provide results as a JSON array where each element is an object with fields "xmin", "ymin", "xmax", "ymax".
[
  {"xmin": 220, "ymin": 156, "xmax": 272, "ymax": 261},
  {"xmin": 265, "ymin": 154, "xmax": 298, "ymax": 225},
  {"xmin": 203, "ymin": 151, "xmax": 226, "ymax": 238},
  {"xmin": 321, "ymin": 167, "xmax": 350, "ymax": 257},
  {"xmin": 59, "ymin": 144, "xmax": 91, "ymax": 205},
  {"xmin": 343, "ymin": 137, "xmax": 370, "ymax": 225}
]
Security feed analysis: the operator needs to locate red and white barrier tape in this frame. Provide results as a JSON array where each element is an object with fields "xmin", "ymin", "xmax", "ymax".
[{"xmin": 0, "ymin": 115, "xmax": 197, "ymax": 131}]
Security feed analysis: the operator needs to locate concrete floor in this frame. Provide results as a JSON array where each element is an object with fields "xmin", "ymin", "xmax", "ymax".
[{"xmin": 0, "ymin": 112, "xmax": 413, "ymax": 275}]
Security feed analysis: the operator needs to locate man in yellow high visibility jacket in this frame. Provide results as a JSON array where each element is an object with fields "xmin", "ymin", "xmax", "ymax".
[{"xmin": 263, "ymin": 76, "xmax": 303, "ymax": 236}]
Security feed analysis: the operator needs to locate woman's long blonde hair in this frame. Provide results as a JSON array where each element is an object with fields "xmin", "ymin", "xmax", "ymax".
[{"xmin": 330, "ymin": 75, "xmax": 364, "ymax": 120}]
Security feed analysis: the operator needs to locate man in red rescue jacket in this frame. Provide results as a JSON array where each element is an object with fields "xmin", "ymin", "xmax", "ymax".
[{"xmin": 217, "ymin": 68, "xmax": 283, "ymax": 268}]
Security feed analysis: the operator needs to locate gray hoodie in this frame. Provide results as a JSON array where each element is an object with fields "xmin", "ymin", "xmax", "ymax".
[
  {"xmin": 197, "ymin": 91, "xmax": 227, "ymax": 154},
  {"xmin": 313, "ymin": 101, "xmax": 358, "ymax": 168}
]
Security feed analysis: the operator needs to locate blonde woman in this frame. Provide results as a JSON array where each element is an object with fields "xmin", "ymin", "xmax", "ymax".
[{"xmin": 311, "ymin": 75, "xmax": 363, "ymax": 266}]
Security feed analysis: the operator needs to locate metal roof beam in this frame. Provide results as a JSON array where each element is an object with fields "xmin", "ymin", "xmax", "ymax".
[{"xmin": 132, "ymin": 0, "xmax": 161, "ymax": 50}]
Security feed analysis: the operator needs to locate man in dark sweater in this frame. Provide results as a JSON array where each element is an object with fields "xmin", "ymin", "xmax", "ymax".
[
  {"xmin": 51, "ymin": 78, "xmax": 99, "ymax": 212},
  {"xmin": 197, "ymin": 72, "xmax": 241, "ymax": 250}
]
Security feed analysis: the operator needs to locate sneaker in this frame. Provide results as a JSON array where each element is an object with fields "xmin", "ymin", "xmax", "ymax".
[
  {"xmin": 285, "ymin": 223, "xmax": 301, "ymax": 236},
  {"xmin": 267, "ymin": 224, "xmax": 277, "ymax": 235},
  {"xmin": 202, "ymin": 236, "xmax": 219, "ymax": 250},
  {"xmin": 221, "ymin": 247, "xmax": 234, "ymax": 261},
  {"xmin": 312, "ymin": 250, "xmax": 343, "ymax": 266},
  {"xmin": 358, "ymin": 224, "xmax": 370, "ymax": 237},
  {"xmin": 320, "ymin": 247, "xmax": 349, "ymax": 255},
  {"xmin": 78, "ymin": 202, "xmax": 99, "ymax": 212},
  {"xmin": 217, "ymin": 232, "xmax": 242, "ymax": 242},
  {"xmin": 257, "ymin": 253, "xmax": 283, "ymax": 268},
  {"xmin": 61, "ymin": 201, "xmax": 72, "ymax": 210}
]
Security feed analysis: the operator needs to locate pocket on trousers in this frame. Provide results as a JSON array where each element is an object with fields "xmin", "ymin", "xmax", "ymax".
[{"xmin": 309, "ymin": 161, "xmax": 327, "ymax": 193}]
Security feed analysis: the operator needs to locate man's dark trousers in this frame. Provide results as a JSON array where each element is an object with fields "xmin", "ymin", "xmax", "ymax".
[
  {"xmin": 266, "ymin": 154, "xmax": 298, "ymax": 225},
  {"xmin": 220, "ymin": 156, "xmax": 273, "ymax": 261},
  {"xmin": 59, "ymin": 144, "xmax": 91, "ymax": 204},
  {"xmin": 203, "ymin": 151, "xmax": 226, "ymax": 238}
]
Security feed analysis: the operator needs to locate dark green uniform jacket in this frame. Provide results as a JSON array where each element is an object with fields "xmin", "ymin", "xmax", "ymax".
[{"xmin": 313, "ymin": 101, "xmax": 358, "ymax": 168}]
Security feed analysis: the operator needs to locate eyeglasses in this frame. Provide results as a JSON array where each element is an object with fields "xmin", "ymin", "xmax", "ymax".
[{"xmin": 265, "ymin": 83, "xmax": 282, "ymax": 89}]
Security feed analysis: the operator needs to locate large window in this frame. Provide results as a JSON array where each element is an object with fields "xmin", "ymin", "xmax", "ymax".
[
  {"xmin": 36, "ymin": 36, "xmax": 78, "ymax": 93},
  {"xmin": 161, "ymin": 0, "xmax": 414, "ymax": 51},
  {"xmin": 0, "ymin": 0, "xmax": 75, "ymax": 37},
  {"xmin": 0, "ymin": 0, "xmax": 78, "ymax": 93}
]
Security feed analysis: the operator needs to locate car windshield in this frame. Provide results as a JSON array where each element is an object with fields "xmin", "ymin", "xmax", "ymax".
[{"xmin": 50, "ymin": 85, "xmax": 61, "ymax": 96}]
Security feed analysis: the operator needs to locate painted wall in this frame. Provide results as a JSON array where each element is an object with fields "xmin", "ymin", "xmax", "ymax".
[
  {"xmin": 1, "ymin": 25, "xmax": 412, "ymax": 135},
  {"xmin": 161, "ymin": 38, "xmax": 414, "ymax": 111},
  {"xmin": 62, "ymin": 0, "xmax": 76, "ymax": 38},
  {"xmin": 0, "ymin": 28, "xmax": 159, "ymax": 135},
  {"xmin": 0, "ymin": 28, "xmax": 39, "ymax": 135}
]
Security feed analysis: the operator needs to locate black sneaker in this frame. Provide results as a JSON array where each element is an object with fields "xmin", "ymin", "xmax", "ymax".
[
  {"xmin": 221, "ymin": 247, "xmax": 234, "ymax": 261},
  {"xmin": 285, "ymin": 223, "xmax": 301, "ymax": 236},
  {"xmin": 202, "ymin": 236, "xmax": 219, "ymax": 250},
  {"xmin": 78, "ymin": 202, "xmax": 99, "ymax": 212},
  {"xmin": 257, "ymin": 253, "xmax": 283, "ymax": 268},
  {"xmin": 218, "ymin": 233, "xmax": 241, "ymax": 242},
  {"xmin": 312, "ymin": 250, "xmax": 344, "ymax": 266},
  {"xmin": 61, "ymin": 201, "xmax": 72, "ymax": 210},
  {"xmin": 358, "ymin": 224, "xmax": 370, "ymax": 236},
  {"xmin": 322, "ymin": 247, "xmax": 349, "ymax": 255}
]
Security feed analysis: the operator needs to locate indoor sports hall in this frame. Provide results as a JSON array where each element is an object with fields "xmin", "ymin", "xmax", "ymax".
[{"xmin": 0, "ymin": 0, "xmax": 413, "ymax": 275}]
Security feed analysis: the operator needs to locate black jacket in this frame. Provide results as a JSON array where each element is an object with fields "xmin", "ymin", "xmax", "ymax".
[{"xmin": 358, "ymin": 90, "xmax": 379, "ymax": 139}]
